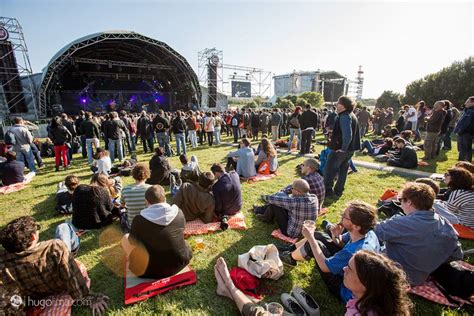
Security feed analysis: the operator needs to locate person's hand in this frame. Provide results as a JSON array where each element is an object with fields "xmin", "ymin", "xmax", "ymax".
[
  {"xmin": 302, "ymin": 225, "xmax": 315, "ymax": 240},
  {"xmin": 87, "ymin": 293, "xmax": 109, "ymax": 316},
  {"xmin": 330, "ymin": 224, "xmax": 344, "ymax": 238}
]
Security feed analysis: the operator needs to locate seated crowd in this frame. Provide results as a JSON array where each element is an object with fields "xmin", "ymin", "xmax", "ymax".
[{"xmin": 0, "ymin": 98, "xmax": 472, "ymax": 315}]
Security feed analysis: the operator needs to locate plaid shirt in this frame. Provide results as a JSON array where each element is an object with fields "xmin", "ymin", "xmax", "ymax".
[
  {"xmin": 0, "ymin": 240, "xmax": 89, "ymax": 309},
  {"xmin": 283, "ymin": 171, "xmax": 325, "ymax": 209},
  {"xmin": 268, "ymin": 193, "xmax": 318, "ymax": 238}
]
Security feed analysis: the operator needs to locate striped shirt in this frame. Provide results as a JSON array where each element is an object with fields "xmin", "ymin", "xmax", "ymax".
[
  {"xmin": 445, "ymin": 189, "xmax": 474, "ymax": 229},
  {"xmin": 121, "ymin": 183, "xmax": 151, "ymax": 225}
]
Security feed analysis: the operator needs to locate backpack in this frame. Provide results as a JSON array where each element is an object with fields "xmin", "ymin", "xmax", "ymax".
[
  {"xmin": 231, "ymin": 117, "xmax": 239, "ymax": 127},
  {"xmin": 431, "ymin": 261, "xmax": 474, "ymax": 302},
  {"xmin": 4, "ymin": 130, "xmax": 16, "ymax": 146},
  {"xmin": 289, "ymin": 116, "xmax": 300, "ymax": 128}
]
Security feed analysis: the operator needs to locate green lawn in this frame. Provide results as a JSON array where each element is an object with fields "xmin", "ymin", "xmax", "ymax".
[{"xmin": 0, "ymin": 135, "xmax": 472, "ymax": 315}]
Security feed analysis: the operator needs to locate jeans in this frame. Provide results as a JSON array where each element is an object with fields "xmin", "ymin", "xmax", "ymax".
[
  {"xmin": 323, "ymin": 150, "xmax": 354, "ymax": 196},
  {"xmin": 80, "ymin": 135, "xmax": 87, "ymax": 158},
  {"xmin": 55, "ymin": 222, "xmax": 80, "ymax": 253},
  {"xmin": 457, "ymin": 134, "xmax": 473, "ymax": 162},
  {"xmin": 188, "ymin": 130, "xmax": 198, "ymax": 148},
  {"xmin": 359, "ymin": 125, "xmax": 367, "ymax": 138},
  {"xmin": 214, "ymin": 127, "xmax": 221, "ymax": 145},
  {"xmin": 206, "ymin": 131, "xmax": 214, "ymax": 146},
  {"xmin": 300, "ymin": 129, "xmax": 313, "ymax": 154},
  {"xmin": 442, "ymin": 127, "xmax": 453, "ymax": 149},
  {"xmin": 30, "ymin": 143, "xmax": 43, "ymax": 167},
  {"xmin": 157, "ymin": 132, "xmax": 172, "ymax": 156},
  {"xmin": 232, "ymin": 127, "xmax": 239, "ymax": 143},
  {"xmin": 86, "ymin": 138, "xmax": 96, "ymax": 164},
  {"xmin": 175, "ymin": 133, "xmax": 186, "ymax": 155},
  {"xmin": 361, "ymin": 140, "xmax": 375, "ymax": 154},
  {"xmin": 141, "ymin": 136, "xmax": 154, "ymax": 153},
  {"xmin": 288, "ymin": 128, "xmax": 301, "ymax": 151},
  {"xmin": 109, "ymin": 138, "xmax": 124, "ymax": 162},
  {"xmin": 17, "ymin": 148, "xmax": 36, "ymax": 172}
]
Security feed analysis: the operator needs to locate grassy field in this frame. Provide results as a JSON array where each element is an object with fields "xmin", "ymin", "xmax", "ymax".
[{"xmin": 0, "ymin": 135, "xmax": 472, "ymax": 315}]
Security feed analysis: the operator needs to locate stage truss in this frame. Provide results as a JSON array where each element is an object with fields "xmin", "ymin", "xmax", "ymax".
[
  {"xmin": 197, "ymin": 48, "xmax": 272, "ymax": 100},
  {"xmin": 0, "ymin": 16, "xmax": 38, "ymax": 119}
]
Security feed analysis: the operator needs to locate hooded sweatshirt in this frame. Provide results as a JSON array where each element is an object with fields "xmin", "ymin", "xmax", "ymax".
[{"xmin": 128, "ymin": 203, "xmax": 192, "ymax": 279}]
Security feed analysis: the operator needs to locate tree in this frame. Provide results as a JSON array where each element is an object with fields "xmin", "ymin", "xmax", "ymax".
[
  {"xmin": 295, "ymin": 97, "xmax": 308, "ymax": 107},
  {"xmin": 299, "ymin": 91, "xmax": 324, "ymax": 108},
  {"xmin": 273, "ymin": 98, "xmax": 294, "ymax": 109},
  {"xmin": 243, "ymin": 101, "xmax": 257, "ymax": 109},
  {"xmin": 376, "ymin": 90, "xmax": 402, "ymax": 113}
]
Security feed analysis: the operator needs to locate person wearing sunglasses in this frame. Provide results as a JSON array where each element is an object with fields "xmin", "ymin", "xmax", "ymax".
[{"xmin": 374, "ymin": 182, "xmax": 462, "ymax": 286}]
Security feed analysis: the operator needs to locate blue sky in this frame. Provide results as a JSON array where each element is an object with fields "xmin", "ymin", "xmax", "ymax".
[{"xmin": 2, "ymin": 0, "xmax": 473, "ymax": 98}]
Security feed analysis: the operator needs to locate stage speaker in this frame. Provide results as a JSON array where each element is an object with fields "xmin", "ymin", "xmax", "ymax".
[
  {"xmin": 0, "ymin": 41, "xmax": 27, "ymax": 113},
  {"xmin": 207, "ymin": 55, "xmax": 218, "ymax": 108}
]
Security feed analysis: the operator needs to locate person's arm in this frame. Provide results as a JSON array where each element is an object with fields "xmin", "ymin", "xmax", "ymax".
[
  {"xmin": 301, "ymin": 226, "xmax": 330, "ymax": 272},
  {"xmin": 227, "ymin": 149, "xmax": 241, "ymax": 158},
  {"xmin": 339, "ymin": 115, "xmax": 352, "ymax": 152}
]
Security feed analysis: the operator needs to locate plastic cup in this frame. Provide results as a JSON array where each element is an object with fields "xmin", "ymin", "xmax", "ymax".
[
  {"xmin": 195, "ymin": 237, "xmax": 204, "ymax": 250},
  {"xmin": 266, "ymin": 302, "xmax": 284, "ymax": 316},
  {"xmin": 303, "ymin": 220, "xmax": 315, "ymax": 229}
]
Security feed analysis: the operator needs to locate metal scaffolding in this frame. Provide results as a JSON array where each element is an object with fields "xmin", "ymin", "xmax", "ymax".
[{"xmin": 0, "ymin": 16, "xmax": 38, "ymax": 119}]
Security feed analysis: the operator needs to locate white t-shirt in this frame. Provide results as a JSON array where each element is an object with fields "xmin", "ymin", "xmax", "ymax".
[{"xmin": 407, "ymin": 107, "xmax": 418, "ymax": 122}]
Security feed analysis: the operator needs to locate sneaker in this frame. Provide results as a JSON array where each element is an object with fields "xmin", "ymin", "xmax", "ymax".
[
  {"xmin": 279, "ymin": 251, "xmax": 297, "ymax": 267},
  {"xmin": 260, "ymin": 195, "xmax": 269, "ymax": 203},
  {"xmin": 280, "ymin": 293, "xmax": 307, "ymax": 316},
  {"xmin": 291, "ymin": 287, "xmax": 320, "ymax": 316},
  {"xmin": 276, "ymin": 243, "xmax": 296, "ymax": 253}
]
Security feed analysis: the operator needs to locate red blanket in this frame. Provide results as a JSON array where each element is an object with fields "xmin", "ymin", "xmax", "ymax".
[{"xmin": 184, "ymin": 212, "xmax": 247, "ymax": 236}]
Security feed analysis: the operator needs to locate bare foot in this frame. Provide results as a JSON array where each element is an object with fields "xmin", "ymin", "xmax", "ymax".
[
  {"xmin": 214, "ymin": 260, "xmax": 232, "ymax": 299},
  {"xmin": 215, "ymin": 257, "xmax": 234, "ymax": 289}
]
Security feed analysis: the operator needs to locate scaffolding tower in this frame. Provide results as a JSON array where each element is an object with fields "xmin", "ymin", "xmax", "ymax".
[{"xmin": 0, "ymin": 16, "xmax": 38, "ymax": 120}]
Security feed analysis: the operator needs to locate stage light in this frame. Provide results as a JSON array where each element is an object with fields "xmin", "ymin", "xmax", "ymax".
[{"xmin": 80, "ymin": 98, "xmax": 87, "ymax": 104}]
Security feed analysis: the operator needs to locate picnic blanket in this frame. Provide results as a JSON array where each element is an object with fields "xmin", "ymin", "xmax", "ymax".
[
  {"xmin": 0, "ymin": 173, "xmax": 34, "ymax": 195},
  {"xmin": 271, "ymin": 229, "xmax": 297, "ymax": 244},
  {"xmin": 453, "ymin": 224, "xmax": 474, "ymax": 240},
  {"xmin": 124, "ymin": 265, "xmax": 197, "ymax": 305},
  {"xmin": 318, "ymin": 207, "xmax": 328, "ymax": 216},
  {"xmin": 409, "ymin": 260, "xmax": 474, "ymax": 307},
  {"xmin": 184, "ymin": 212, "xmax": 247, "ymax": 237},
  {"xmin": 245, "ymin": 173, "xmax": 277, "ymax": 184}
]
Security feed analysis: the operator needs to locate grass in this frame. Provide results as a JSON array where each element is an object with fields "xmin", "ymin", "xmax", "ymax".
[{"xmin": 0, "ymin": 134, "xmax": 472, "ymax": 315}]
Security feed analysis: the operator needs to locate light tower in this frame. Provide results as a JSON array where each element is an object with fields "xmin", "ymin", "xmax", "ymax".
[{"xmin": 356, "ymin": 65, "xmax": 364, "ymax": 100}]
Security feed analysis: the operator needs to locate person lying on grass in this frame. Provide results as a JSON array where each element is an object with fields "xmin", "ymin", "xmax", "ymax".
[
  {"xmin": 0, "ymin": 216, "xmax": 109, "ymax": 315},
  {"xmin": 122, "ymin": 185, "xmax": 192, "ymax": 279},
  {"xmin": 277, "ymin": 200, "xmax": 379, "ymax": 303},
  {"xmin": 257, "ymin": 179, "xmax": 319, "ymax": 239}
]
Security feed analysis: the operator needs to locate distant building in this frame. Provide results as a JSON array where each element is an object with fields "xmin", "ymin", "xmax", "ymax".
[{"xmin": 273, "ymin": 70, "xmax": 349, "ymax": 103}]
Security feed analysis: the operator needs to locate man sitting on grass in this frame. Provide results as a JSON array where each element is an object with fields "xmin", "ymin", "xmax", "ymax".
[
  {"xmin": 211, "ymin": 163, "xmax": 242, "ymax": 218},
  {"xmin": 374, "ymin": 182, "xmax": 462, "ymax": 286},
  {"xmin": 173, "ymin": 172, "xmax": 216, "ymax": 223},
  {"xmin": 0, "ymin": 216, "xmax": 108, "ymax": 314},
  {"xmin": 277, "ymin": 201, "xmax": 379, "ymax": 303},
  {"xmin": 122, "ymin": 185, "xmax": 192, "ymax": 279},
  {"xmin": 257, "ymin": 179, "xmax": 318, "ymax": 239},
  {"xmin": 386, "ymin": 138, "xmax": 418, "ymax": 169}
]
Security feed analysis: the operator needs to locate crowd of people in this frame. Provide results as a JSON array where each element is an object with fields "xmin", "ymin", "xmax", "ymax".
[{"xmin": 0, "ymin": 94, "xmax": 473, "ymax": 314}]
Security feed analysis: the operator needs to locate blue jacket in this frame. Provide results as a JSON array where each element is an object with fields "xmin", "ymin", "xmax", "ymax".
[
  {"xmin": 454, "ymin": 108, "xmax": 474, "ymax": 136},
  {"xmin": 212, "ymin": 171, "xmax": 242, "ymax": 216}
]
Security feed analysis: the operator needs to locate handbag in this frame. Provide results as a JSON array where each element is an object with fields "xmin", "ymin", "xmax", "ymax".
[
  {"xmin": 238, "ymin": 244, "xmax": 283, "ymax": 280},
  {"xmin": 257, "ymin": 160, "xmax": 271, "ymax": 175}
]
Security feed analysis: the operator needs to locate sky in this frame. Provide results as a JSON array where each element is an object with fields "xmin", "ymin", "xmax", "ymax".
[{"xmin": 1, "ymin": 0, "xmax": 473, "ymax": 98}]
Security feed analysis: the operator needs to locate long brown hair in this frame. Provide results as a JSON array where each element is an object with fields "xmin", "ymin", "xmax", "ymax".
[
  {"xmin": 261, "ymin": 138, "xmax": 276, "ymax": 158},
  {"xmin": 91, "ymin": 172, "xmax": 116, "ymax": 198},
  {"xmin": 353, "ymin": 250, "xmax": 412, "ymax": 316}
]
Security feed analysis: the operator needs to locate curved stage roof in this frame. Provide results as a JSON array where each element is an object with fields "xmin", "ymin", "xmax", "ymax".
[{"xmin": 38, "ymin": 31, "xmax": 201, "ymax": 117}]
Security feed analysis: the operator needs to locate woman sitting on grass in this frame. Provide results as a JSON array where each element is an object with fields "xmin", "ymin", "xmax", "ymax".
[
  {"xmin": 440, "ymin": 167, "xmax": 474, "ymax": 229},
  {"xmin": 227, "ymin": 138, "xmax": 256, "ymax": 178},
  {"xmin": 343, "ymin": 250, "xmax": 412, "ymax": 316},
  {"xmin": 91, "ymin": 148, "xmax": 112, "ymax": 175},
  {"xmin": 255, "ymin": 138, "xmax": 278, "ymax": 174}
]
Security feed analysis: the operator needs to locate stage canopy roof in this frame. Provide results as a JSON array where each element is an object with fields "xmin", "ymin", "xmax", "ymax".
[{"xmin": 38, "ymin": 30, "xmax": 201, "ymax": 117}]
